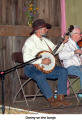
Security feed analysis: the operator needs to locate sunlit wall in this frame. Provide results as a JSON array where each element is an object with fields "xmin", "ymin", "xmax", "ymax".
[{"xmin": 66, "ymin": 0, "xmax": 82, "ymax": 30}]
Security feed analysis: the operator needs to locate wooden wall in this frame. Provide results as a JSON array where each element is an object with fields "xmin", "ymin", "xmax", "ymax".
[
  {"xmin": 0, "ymin": 0, "xmax": 61, "ymax": 26},
  {"xmin": 0, "ymin": 0, "xmax": 61, "ymax": 105}
]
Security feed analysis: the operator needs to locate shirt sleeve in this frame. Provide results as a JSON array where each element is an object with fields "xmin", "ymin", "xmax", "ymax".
[
  {"xmin": 22, "ymin": 40, "xmax": 34, "ymax": 62},
  {"xmin": 22, "ymin": 39, "xmax": 42, "ymax": 64},
  {"xmin": 59, "ymin": 44, "xmax": 74, "ymax": 60}
]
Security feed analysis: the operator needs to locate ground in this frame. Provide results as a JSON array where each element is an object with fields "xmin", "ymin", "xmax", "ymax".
[{"xmin": 1, "ymin": 95, "xmax": 82, "ymax": 114}]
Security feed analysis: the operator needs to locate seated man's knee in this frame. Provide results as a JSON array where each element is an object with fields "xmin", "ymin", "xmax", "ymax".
[
  {"xmin": 34, "ymin": 73, "xmax": 45, "ymax": 82},
  {"xmin": 61, "ymin": 67, "xmax": 68, "ymax": 75}
]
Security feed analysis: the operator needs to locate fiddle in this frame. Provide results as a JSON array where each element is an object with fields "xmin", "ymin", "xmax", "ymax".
[{"xmin": 77, "ymin": 40, "xmax": 82, "ymax": 47}]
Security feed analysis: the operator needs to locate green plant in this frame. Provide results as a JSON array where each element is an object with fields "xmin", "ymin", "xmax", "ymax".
[{"xmin": 23, "ymin": 0, "xmax": 39, "ymax": 26}]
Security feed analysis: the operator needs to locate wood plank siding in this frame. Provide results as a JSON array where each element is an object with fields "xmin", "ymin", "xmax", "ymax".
[
  {"xmin": 0, "ymin": 25, "xmax": 60, "ymax": 37},
  {"xmin": 0, "ymin": 0, "xmax": 61, "ymax": 105}
]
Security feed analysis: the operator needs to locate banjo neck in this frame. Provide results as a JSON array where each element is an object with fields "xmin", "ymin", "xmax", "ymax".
[
  {"xmin": 44, "ymin": 37, "xmax": 64, "ymax": 55},
  {"xmin": 53, "ymin": 41, "xmax": 62, "ymax": 55}
]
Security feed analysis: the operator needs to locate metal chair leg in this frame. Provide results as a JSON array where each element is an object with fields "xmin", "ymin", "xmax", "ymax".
[
  {"xmin": 13, "ymin": 68, "xmax": 30, "ymax": 108},
  {"xmin": 68, "ymin": 78, "xmax": 80, "ymax": 103}
]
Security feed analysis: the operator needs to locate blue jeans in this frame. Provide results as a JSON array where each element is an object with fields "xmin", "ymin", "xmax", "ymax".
[
  {"xmin": 67, "ymin": 65, "xmax": 82, "ymax": 89},
  {"xmin": 24, "ymin": 64, "xmax": 68, "ymax": 99}
]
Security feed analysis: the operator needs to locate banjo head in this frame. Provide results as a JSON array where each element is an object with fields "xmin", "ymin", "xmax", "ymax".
[{"xmin": 36, "ymin": 51, "xmax": 55, "ymax": 73}]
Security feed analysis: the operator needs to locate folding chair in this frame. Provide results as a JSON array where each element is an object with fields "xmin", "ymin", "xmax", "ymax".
[
  {"xmin": 68, "ymin": 75, "xmax": 80, "ymax": 103},
  {"xmin": 60, "ymin": 60, "xmax": 80, "ymax": 103},
  {"xmin": 12, "ymin": 52, "xmax": 42, "ymax": 108}
]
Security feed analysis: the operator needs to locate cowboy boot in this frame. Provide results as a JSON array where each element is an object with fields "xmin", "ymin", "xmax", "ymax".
[
  {"xmin": 47, "ymin": 96, "xmax": 62, "ymax": 107},
  {"xmin": 57, "ymin": 95, "xmax": 72, "ymax": 106}
]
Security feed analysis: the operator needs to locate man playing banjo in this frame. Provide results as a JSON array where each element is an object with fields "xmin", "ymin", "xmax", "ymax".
[{"xmin": 22, "ymin": 19, "xmax": 72, "ymax": 107}]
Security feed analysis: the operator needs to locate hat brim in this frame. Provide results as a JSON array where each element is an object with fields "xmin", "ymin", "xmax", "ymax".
[
  {"xmin": 30, "ymin": 23, "xmax": 52, "ymax": 35},
  {"xmin": 46, "ymin": 23, "xmax": 52, "ymax": 29}
]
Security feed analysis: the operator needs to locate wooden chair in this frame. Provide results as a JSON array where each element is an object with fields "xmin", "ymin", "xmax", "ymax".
[{"xmin": 12, "ymin": 52, "xmax": 42, "ymax": 109}]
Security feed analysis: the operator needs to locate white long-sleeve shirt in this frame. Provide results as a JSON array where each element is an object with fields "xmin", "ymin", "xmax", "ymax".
[
  {"xmin": 59, "ymin": 37, "xmax": 82, "ymax": 68},
  {"xmin": 22, "ymin": 34, "xmax": 64, "ymax": 64}
]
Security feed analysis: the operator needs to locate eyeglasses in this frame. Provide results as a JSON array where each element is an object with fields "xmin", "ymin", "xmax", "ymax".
[{"xmin": 73, "ymin": 32, "xmax": 82, "ymax": 35}]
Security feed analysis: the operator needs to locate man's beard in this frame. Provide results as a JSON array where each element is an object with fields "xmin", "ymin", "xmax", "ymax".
[{"xmin": 41, "ymin": 32, "xmax": 48, "ymax": 37}]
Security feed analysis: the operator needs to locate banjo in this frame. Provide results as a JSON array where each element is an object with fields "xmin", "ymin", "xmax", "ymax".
[{"xmin": 35, "ymin": 40, "xmax": 62, "ymax": 74}]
